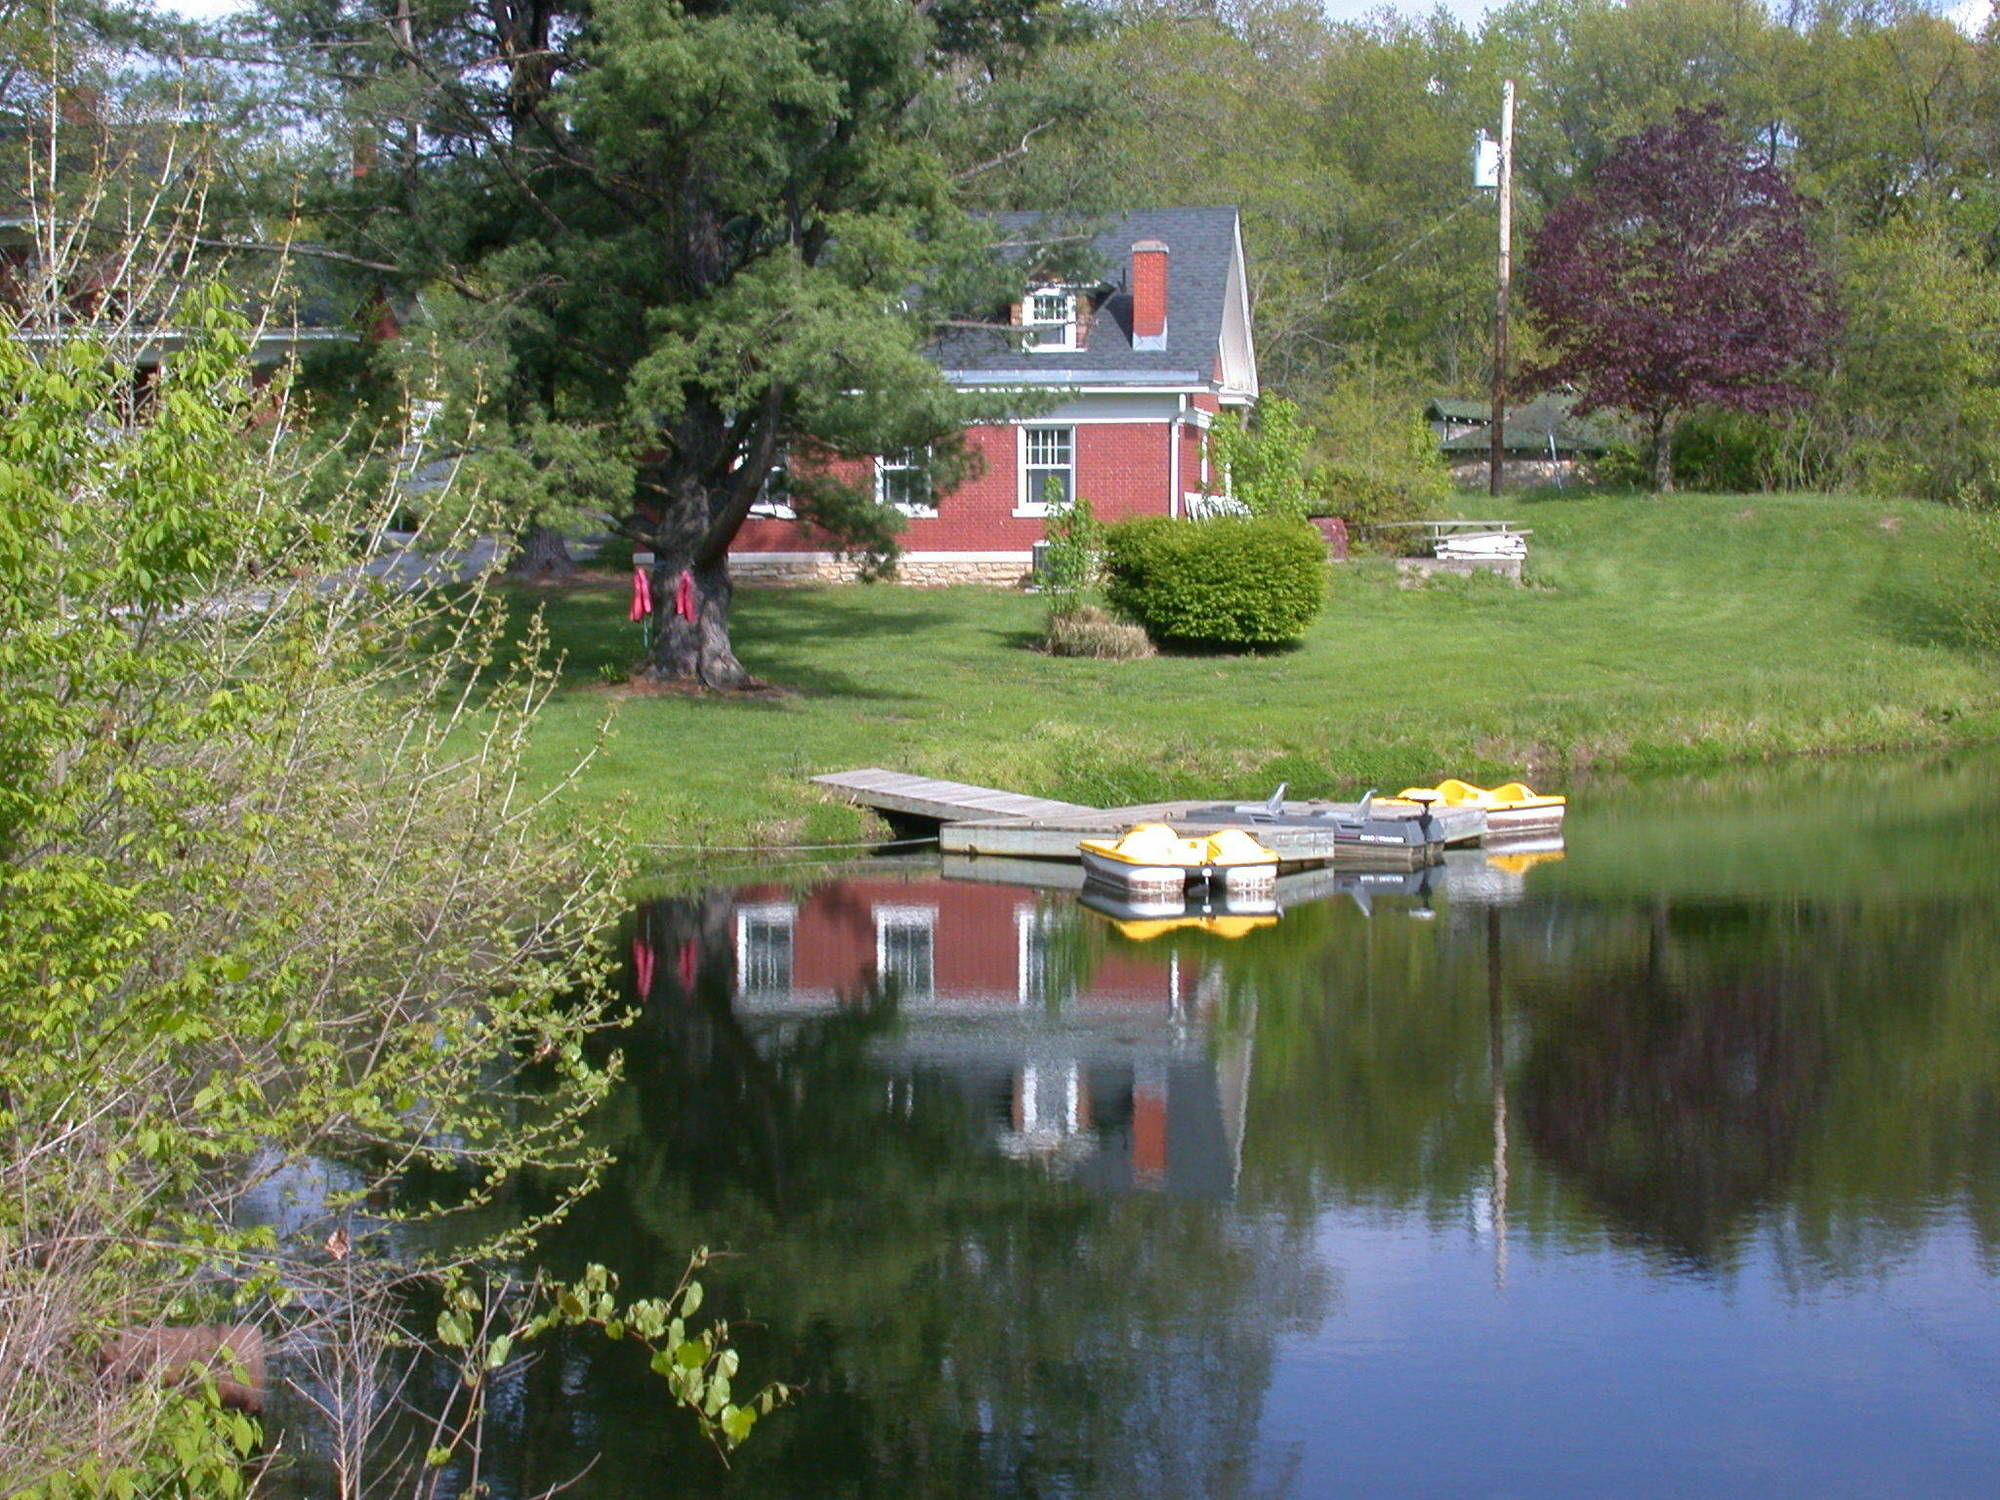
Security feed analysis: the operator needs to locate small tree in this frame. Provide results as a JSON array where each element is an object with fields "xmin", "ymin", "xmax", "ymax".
[
  {"xmin": 1208, "ymin": 397, "xmax": 1316, "ymax": 519},
  {"xmin": 1523, "ymin": 105, "xmax": 1841, "ymax": 492},
  {"xmin": 1040, "ymin": 483, "xmax": 1102, "ymax": 620}
]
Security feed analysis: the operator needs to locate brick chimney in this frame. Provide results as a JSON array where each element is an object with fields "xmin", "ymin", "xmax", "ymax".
[{"xmin": 1130, "ymin": 239, "xmax": 1169, "ymax": 351}]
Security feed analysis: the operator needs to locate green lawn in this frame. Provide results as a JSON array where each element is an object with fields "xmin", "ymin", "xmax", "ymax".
[{"xmin": 506, "ymin": 491, "xmax": 2000, "ymax": 856}]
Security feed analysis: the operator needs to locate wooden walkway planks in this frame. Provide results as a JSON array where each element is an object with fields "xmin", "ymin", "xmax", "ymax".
[{"xmin": 812, "ymin": 768, "xmax": 1098, "ymax": 826}]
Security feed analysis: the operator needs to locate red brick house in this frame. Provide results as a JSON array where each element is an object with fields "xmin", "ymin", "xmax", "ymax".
[
  {"xmin": 705, "ymin": 874, "xmax": 1251, "ymax": 1197},
  {"xmin": 730, "ymin": 207, "xmax": 1260, "ymax": 585}
]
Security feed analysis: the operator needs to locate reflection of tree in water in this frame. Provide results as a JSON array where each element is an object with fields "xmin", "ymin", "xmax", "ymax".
[
  {"xmin": 481, "ymin": 893, "xmax": 1330, "ymax": 1498},
  {"xmin": 1515, "ymin": 901, "xmax": 1832, "ymax": 1269}
]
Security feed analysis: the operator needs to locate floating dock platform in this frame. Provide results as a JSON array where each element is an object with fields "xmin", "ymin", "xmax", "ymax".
[{"xmin": 814, "ymin": 769, "xmax": 1493, "ymax": 872}]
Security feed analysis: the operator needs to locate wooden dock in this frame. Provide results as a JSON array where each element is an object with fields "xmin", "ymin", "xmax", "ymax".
[
  {"xmin": 811, "ymin": 769, "xmax": 1097, "ymax": 826},
  {"xmin": 815, "ymin": 768, "xmax": 1486, "ymax": 871}
]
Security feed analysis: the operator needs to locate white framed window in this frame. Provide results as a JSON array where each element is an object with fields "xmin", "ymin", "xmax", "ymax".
[
  {"xmin": 1016, "ymin": 903, "xmax": 1074, "ymax": 1009},
  {"xmin": 740, "ymin": 451, "xmax": 793, "ymax": 519},
  {"xmin": 874, "ymin": 905, "xmax": 936, "ymax": 1003},
  {"xmin": 875, "ymin": 446, "xmax": 935, "ymax": 517},
  {"xmin": 734, "ymin": 903, "xmax": 796, "ymax": 1002},
  {"xmin": 1023, "ymin": 285, "xmax": 1078, "ymax": 352},
  {"xmin": 1018, "ymin": 425, "xmax": 1074, "ymax": 515}
]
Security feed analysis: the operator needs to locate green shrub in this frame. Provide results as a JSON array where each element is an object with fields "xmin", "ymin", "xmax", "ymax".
[
  {"xmin": 1104, "ymin": 516, "xmax": 1326, "ymax": 646},
  {"xmin": 1595, "ymin": 441, "xmax": 1651, "ymax": 489},
  {"xmin": 1672, "ymin": 409, "xmax": 1783, "ymax": 492},
  {"xmin": 1312, "ymin": 459, "xmax": 1447, "ymax": 546},
  {"xmin": 590, "ymin": 532, "xmax": 637, "ymax": 572}
]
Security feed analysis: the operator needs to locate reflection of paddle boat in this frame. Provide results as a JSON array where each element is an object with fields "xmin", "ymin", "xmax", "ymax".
[
  {"xmin": 1484, "ymin": 843, "xmax": 1566, "ymax": 875},
  {"xmin": 1078, "ymin": 824, "xmax": 1278, "ymax": 902},
  {"xmin": 1078, "ymin": 884, "xmax": 1278, "ymax": 931},
  {"xmin": 1105, "ymin": 911, "xmax": 1279, "ymax": 942},
  {"xmin": 1384, "ymin": 778, "xmax": 1566, "ymax": 838}
]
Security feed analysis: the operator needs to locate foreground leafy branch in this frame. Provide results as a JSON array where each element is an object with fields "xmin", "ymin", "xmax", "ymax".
[{"xmin": 0, "ymin": 176, "xmax": 770, "ymax": 1488}]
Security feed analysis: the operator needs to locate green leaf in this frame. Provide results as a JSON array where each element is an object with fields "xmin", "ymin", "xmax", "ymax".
[{"xmin": 437, "ymin": 1309, "xmax": 473, "ymax": 1348}]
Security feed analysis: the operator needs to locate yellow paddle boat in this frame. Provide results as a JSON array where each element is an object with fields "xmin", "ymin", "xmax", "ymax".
[
  {"xmin": 1077, "ymin": 823, "xmax": 1279, "ymax": 902},
  {"xmin": 1387, "ymin": 778, "xmax": 1567, "ymax": 838}
]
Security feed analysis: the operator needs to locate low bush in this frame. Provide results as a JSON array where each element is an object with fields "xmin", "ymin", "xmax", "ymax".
[
  {"xmin": 1671, "ymin": 409, "xmax": 1785, "ymax": 492},
  {"xmin": 1042, "ymin": 604, "xmax": 1155, "ymax": 659},
  {"xmin": 1104, "ymin": 516, "xmax": 1326, "ymax": 647},
  {"xmin": 1311, "ymin": 458, "xmax": 1448, "ymax": 535},
  {"xmin": 589, "ymin": 532, "xmax": 637, "ymax": 572}
]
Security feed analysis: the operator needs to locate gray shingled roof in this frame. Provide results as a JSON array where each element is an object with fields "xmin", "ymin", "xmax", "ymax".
[{"xmin": 934, "ymin": 207, "xmax": 1241, "ymax": 384}]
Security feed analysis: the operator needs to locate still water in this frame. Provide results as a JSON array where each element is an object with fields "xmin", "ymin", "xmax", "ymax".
[{"xmin": 492, "ymin": 753, "xmax": 2000, "ymax": 1497}]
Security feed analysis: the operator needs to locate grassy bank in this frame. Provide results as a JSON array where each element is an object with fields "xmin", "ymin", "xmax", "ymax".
[{"xmin": 507, "ymin": 491, "xmax": 2000, "ymax": 854}]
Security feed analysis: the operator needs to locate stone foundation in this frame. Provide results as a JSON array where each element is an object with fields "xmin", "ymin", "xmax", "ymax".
[{"xmin": 732, "ymin": 554, "xmax": 1032, "ymax": 588}]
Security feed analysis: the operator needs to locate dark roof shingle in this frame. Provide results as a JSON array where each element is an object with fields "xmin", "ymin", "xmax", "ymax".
[{"xmin": 935, "ymin": 207, "xmax": 1241, "ymax": 382}]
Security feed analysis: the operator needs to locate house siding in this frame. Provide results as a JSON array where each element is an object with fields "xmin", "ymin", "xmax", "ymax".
[{"xmin": 733, "ymin": 404, "xmax": 1199, "ymax": 583}]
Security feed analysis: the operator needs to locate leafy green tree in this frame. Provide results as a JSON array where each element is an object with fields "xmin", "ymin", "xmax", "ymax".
[
  {"xmin": 1819, "ymin": 215, "xmax": 2000, "ymax": 503},
  {"xmin": 237, "ymin": 0, "xmax": 1096, "ymax": 688},
  {"xmin": 1305, "ymin": 351, "xmax": 1452, "ymax": 530}
]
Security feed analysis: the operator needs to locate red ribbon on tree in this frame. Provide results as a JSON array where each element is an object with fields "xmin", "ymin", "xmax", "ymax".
[
  {"xmin": 632, "ymin": 935, "xmax": 655, "ymax": 998},
  {"xmin": 673, "ymin": 569, "xmax": 697, "ymax": 622},
  {"xmin": 628, "ymin": 565, "xmax": 653, "ymax": 622}
]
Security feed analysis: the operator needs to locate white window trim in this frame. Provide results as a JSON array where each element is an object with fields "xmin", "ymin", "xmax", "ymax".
[
  {"xmin": 874, "ymin": 903, "xmax": 937, "ymax": 1001},
  {"xmin": 1023, "ymin": 285, "xmax": 1079, "ymax": 352},
  {"xmin": 734, "ymin": 902, "xmax": 796, "ymax": 1000},
  {"xmin": 1015, "ymin": 902, "xmax": 1072, "ymax": 1010},
  {"xmin": 875, "ymin": 447, "xmax": 937, "ymax": 518},
  {"xmin": 1015, "ymin": 423, "xmax": 1075, "ymax": 517}
]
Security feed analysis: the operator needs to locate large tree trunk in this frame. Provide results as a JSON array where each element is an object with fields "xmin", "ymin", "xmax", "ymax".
[
  {"xmin": 1650, "ymin": 412, "xmax": 1676, "ymax": 493},
  {"xmin": 637, "ymin": 550, "xmax": 751, "ymax": 690},
  {"xmin": 630, "ymin": 391, "xmax": 782, "ymax": 691},
  {"xmin": 507, "ymin": 522, "xmax": 578, "ymax": 581}
]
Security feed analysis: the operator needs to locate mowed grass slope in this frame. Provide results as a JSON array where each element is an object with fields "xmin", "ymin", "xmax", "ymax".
[{"xmin": 507, "ymin": 492, "xmax": 1999, "ymax": 851}]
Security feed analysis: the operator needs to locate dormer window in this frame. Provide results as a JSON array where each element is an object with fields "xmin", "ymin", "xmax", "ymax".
[{"xmin": 1023, "ymin": 285, "xmax": 1079, "ymax": 352}]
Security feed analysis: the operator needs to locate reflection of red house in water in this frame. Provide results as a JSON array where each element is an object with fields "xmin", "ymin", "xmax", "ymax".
[{"xmin": 729, "ymin": 876, "xmax": 1253, "ymax": 1199}]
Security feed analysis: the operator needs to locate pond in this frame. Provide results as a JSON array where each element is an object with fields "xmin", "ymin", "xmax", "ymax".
[{"xmin": 472, "ymin": 752, "xmax": 2000, "ymax": 1497}]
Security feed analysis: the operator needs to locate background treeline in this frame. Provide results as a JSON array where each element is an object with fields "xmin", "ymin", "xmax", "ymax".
[
  {"xmin": 28, "ymin": 0, "xmax": 2000, "ymax": 514},
  {"xmin": 1036, "ymin": 0, "xmax": 2000, "ymax": 504}
]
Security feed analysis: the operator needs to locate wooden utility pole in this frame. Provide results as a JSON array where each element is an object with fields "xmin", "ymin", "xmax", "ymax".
[{"xmin": 1488, "ymin": 80, "xmax": 1515, "ymax": 499}]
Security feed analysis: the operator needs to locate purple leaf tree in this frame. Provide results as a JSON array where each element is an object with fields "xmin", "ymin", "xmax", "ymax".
[{"xmin": 1523, "ymin": 105, "xmax": 1842, "ymax": 492}]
